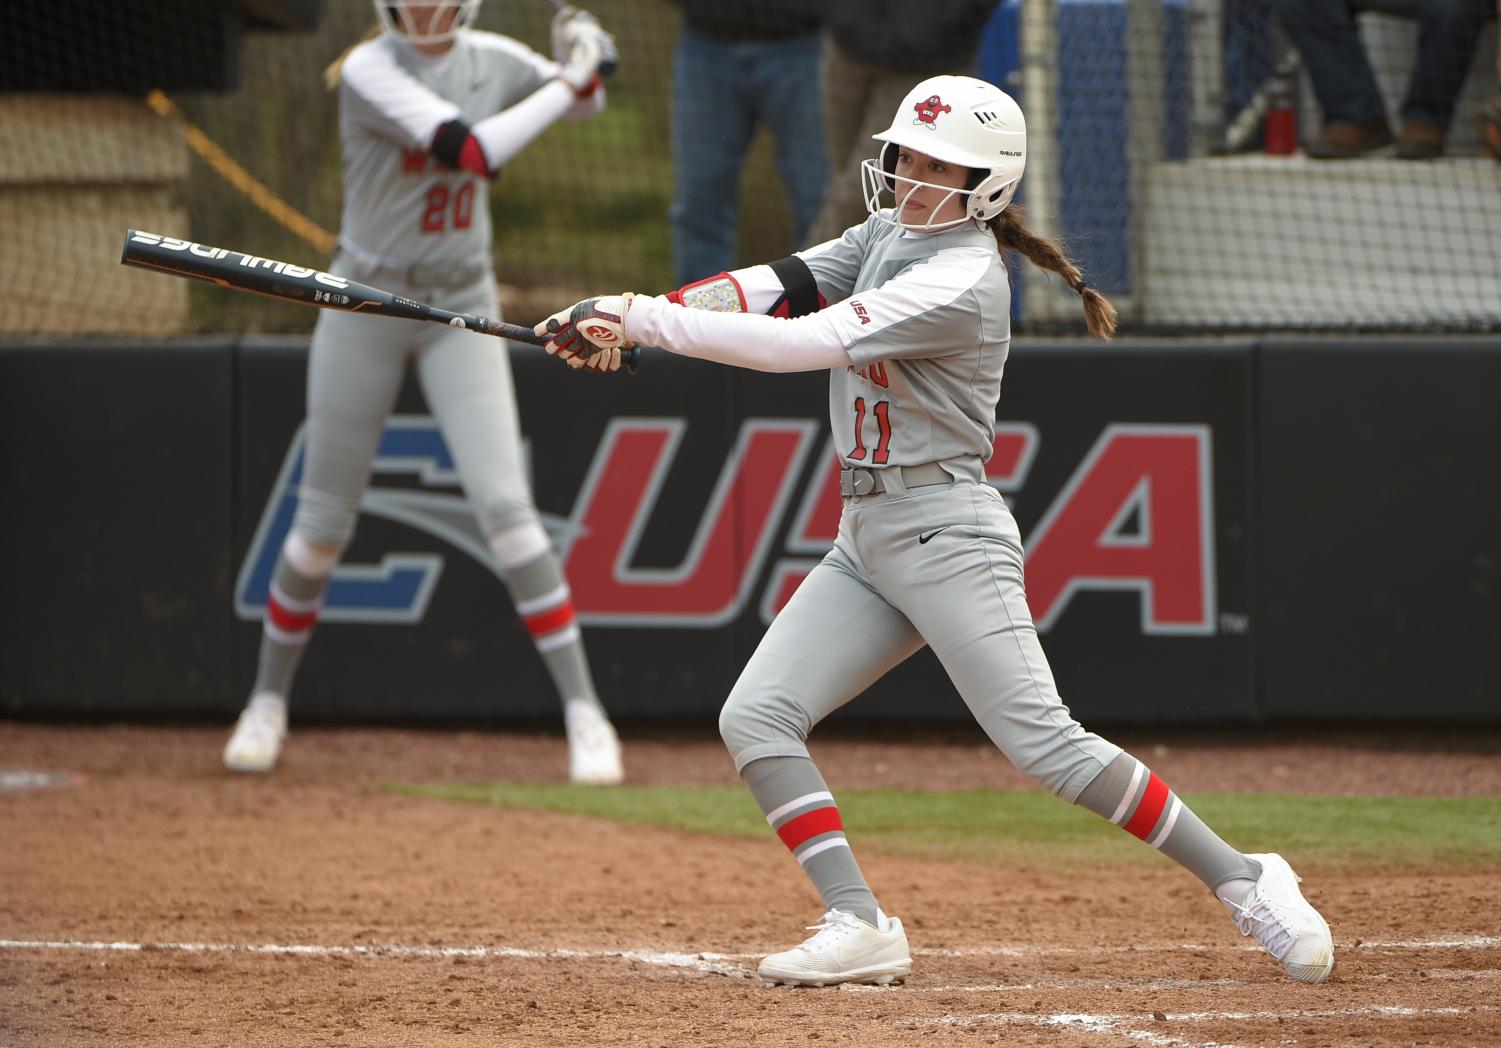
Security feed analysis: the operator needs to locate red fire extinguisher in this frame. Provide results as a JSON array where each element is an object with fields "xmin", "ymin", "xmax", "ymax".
[{"xmin": 1264, "ymin": 71, "xmax": 1298, "ymax": 155}]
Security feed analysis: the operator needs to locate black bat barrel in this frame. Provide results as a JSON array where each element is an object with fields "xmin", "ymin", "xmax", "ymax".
[{"xmin": 120, "ymin": 229, "xmax": 638, "ymax": 370}]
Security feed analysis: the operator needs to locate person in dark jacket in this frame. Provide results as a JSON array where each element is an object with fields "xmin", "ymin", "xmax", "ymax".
[
  {"xmin": 807, "ymin": 0, "xmax": 1000, "ymax": 244},
  {"xmin": 666, "ymin": 1, "xmax": 827, "ymax": 285}
]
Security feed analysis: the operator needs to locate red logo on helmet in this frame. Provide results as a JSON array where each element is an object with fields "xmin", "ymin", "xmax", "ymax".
[{"xmin": 913, "ymin": 95, "xmax": 952, "ymax": 128}]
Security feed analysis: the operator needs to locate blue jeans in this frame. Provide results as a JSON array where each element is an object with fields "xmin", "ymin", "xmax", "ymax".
[
  {"xmin": 669, "ymin": 29, "xmax": 826, "ymax": 286},
  {"xmin": 1271, "ymin": 0, "xmax": 1493, "ymax": 129}
]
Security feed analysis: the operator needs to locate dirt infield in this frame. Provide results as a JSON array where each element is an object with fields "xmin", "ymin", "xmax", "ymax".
[{"xmin": 2, "ymin": 721, "xmax": 1498, "ymax": 1047}]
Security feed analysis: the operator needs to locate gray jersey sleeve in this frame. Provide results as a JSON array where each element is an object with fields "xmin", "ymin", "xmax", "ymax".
[
  {"xmin": 796, "ymin": 218, "xmax": 875, "ymax": 305},
  {"xmin": 840, "ymin": 244, "xmax": 1002, "ymax": 366},
  {"xmin": 469, "ymin": 31, "xmax": 555, "ymax": 111},
  {"xmin": 341, "ymin": 41, "xmax": 461, "ymax": 149}
]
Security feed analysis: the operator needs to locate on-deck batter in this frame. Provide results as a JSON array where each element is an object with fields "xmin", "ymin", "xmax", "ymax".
[
  {"xmin": 539, "ymin": 74, "xmax": 1336, "ymax": 987},
  {"xmin": 224, "ymin": 0, "xmax": 624, "ymax": 784}
]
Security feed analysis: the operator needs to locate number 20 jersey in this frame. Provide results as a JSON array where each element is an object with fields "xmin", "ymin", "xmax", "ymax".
[
  {"xmin": 336, "ymin": 30, "xmax": 555, "ymax": 267},
  {"xmin": 800, "ymin": 215, "xmax": 1012, "ymax": 472}
]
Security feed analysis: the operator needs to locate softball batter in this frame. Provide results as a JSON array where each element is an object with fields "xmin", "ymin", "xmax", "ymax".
[
  {"xmin": 539, "ymin": 76, "xmax": 1335, "ymax": 985},
  {"xmin": 224, "ymin": 0, "xmax": 624, "ymax": 784}
]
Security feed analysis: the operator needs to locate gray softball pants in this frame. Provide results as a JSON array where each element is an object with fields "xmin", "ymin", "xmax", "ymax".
[
  {"xmin": 719, "ymin": 478, "xmax": 1120, "ymax": 801},
  {"xmin": 293, "ymin": 261, "xmax": 536, "ymax": 549}
]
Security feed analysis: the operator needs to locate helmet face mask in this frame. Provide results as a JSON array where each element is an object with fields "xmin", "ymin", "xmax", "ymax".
[
  {"xmin": 376, "ymin": 1, "xmax": 483, "ymax": 45},
  {"xmin": 864, "ymin": 75, "xmax": 1026, "ymax": 230},
  {"xmin": 861, "ymin": 146, "xmax": 977, "ymax": 234}
]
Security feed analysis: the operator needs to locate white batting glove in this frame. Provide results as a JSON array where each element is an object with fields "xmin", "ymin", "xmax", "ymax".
[
  {"xmin": 536, "ymin": 294, "xmax": 635, "ymax": 373},
  {"xmin": 550, "ymin": 4, "xmax": 580, "ymax": 61},
  {"xmin": 554, "ymin": 17, "xmax": 614, "ymax": 95}
]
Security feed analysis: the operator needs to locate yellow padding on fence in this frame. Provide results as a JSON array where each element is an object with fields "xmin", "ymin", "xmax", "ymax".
[{"xmin": 145, "ymin": 90, "xmax": 336, "ymax": 256}]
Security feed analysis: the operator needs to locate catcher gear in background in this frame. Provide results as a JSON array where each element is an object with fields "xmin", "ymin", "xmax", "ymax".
[
  {"xmin": 538, "ymin": 293, "xmax": 635, "ymax": 370},
  {"xmin": 375, "ymin": 0, "xmax": 483, "ymax": 45},
  {"xmin": 861, "ymin": 74, "xmax": 1026, "ymax": 229}
]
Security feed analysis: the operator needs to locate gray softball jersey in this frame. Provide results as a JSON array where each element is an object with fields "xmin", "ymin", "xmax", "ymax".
[
  {"xmin": 802, "ymin": 215, "xmax": 1011, "ymax": 475},
  {"xmin": 338, "ymin": 30, "xmax": 553, "ymax": 266}
]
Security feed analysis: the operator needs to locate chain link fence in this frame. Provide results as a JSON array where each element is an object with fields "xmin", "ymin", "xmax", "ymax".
[{"xmin": 2, "ymin": 0, "xmax": 1497, "ymax": 337}]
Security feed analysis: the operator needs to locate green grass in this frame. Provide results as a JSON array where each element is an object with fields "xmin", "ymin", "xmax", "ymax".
[{"xmin": 391, "ymin": 782, "xmax": 1501, "ymax": 871}]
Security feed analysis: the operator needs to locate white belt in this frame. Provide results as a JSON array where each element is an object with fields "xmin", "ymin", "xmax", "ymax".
[{"xmin": 839, "ymin": 462, "xmax": 954, "ymax": 498}]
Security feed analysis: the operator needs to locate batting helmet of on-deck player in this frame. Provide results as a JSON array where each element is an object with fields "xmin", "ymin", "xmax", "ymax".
[
  {"xmin": 375, "ymin": 0, "xmax": 483, "ymax": 45},
  {"xmin": 861, "ymin": 75, "xmax": 1027, "ymax": 231}
]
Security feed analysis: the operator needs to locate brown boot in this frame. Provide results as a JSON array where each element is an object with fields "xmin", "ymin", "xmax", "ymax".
[
  {"xmin": 1480, "ymin": 98, "xmax": 1501, "ymax": 163},
  {"xmin": 1303, "ymin": 118, "xmax": 1393, "ymax": 159},
  {"xmin": 1395, "ymin": 118, "xmax": 1445, "ymax": 160}
]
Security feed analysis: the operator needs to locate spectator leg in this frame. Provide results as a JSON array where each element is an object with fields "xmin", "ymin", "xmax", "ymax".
[
  {"xmin": 670, "ymin": 29, "xmax": 756, "ymax": 286},
  {"xmin": 807, "ymin": 41, "xmax": 880, "ymax": 245},
  {"xmin": 1403, "ymin": 0, "xmax": 1493, "ymax": 127},
  {"xmin": 755, "ymin": 32, "xmax": 828, "ymax": 253},
  {"xmin": 1270, "ymin": 0, "xmax": 1388, "ymax": 123}
]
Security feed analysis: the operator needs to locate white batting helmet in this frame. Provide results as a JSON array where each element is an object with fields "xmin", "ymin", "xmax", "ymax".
[
  {"xmin": 862, "ymin": 75, "xmax": 1027, "ymax": 230},
  {"xmin": 375, "ymin": 1, "xmax": 483, "ymax": 45}
]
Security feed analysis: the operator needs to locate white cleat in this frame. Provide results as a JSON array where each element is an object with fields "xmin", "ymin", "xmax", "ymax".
[
  {"xmin": 564, "ymin": 701, "xmax": 624, "ymax": 785},
  {"xmin": 758, "ymin": 909, "xmax": 912, "ymax": 988},
  {"xmin": 223, "ymin": 693, "xmax": 288, "ymax": 773},
  {"xmin": 1225, "ymin": 853, "xmax": 1335, "ymax": 983}
]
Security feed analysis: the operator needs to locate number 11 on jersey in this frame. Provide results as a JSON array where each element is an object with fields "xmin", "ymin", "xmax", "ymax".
[{"xmin": 849, "ymin": 397, "xmax": 892, "ymax": 464}]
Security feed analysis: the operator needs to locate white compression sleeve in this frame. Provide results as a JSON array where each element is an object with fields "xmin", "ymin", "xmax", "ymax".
[
  {"xmin": 625, "ymin": 295, "xmax": 852, "ymax": 373},
  {"xmin": 470, "ymin": 79, "xmax": 576, "ymax": 171}
]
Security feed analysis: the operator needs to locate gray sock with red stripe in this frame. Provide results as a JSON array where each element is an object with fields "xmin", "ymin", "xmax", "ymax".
[
  {"xmin": 742, "ymin": 755, "xmax": 879, "ymax": 926},
  {"xmin": 251, "ymin": 552, "xmax": 329, "ymax": 699},
  {"xmin": 1076, "ymin": 753, "xmax": 1259, "ymax": 890},
  {"xmin": 498, "ymin": 551, "xmax": 602, "ymax": 714}
]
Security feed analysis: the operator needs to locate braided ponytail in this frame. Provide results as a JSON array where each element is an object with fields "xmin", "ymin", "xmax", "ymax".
[{"xmin": 988, "ymin": 207, "xmax": 1117, "ymax": 340}]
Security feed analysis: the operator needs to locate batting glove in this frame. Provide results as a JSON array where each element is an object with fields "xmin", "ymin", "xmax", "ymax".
[
  {"xmin": 536, "ymin": 293, "xmax": 636, "ymax": 373},
  {"xmin": 553, "ymin": 15, "xmax": 615, "ymax": 96}
]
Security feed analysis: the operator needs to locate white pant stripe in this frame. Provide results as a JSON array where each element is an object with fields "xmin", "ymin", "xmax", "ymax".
[
  {"xmin": 764, "ymin": 790, "xmax": 835, "ymax": 827},
  {"xmin": 1148, "ymin": 796, "xmax": 1183, "ymax": 849},
  {"xmin": 269, "ymin": 581, "xmax": 321, "ymax": 616},
  {"xmin": 516, "ymin": 584, "xmax": 570, "ymax": 617},
  {"xmin": 794, "ymin": 837, "xmax": 850, "ymax": 866},
  {"xmin": 1109, "ymin": 762, "xmax": 1147, "ymax": 826},
  {"xmin": 534, "ymin": 624, "xmax": 581, "ymax": 653}
]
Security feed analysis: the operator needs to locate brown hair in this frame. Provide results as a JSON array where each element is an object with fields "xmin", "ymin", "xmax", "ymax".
[
  {"xmin": 988, "ymin": 207, "xmax": 1118, "ymax": 340},
  {"xmin": 323, "ymin": 24, "xmax": 384, "ymax": 90}
]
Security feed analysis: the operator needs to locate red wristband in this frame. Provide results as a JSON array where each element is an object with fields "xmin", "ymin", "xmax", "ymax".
[{"xmin": 569, "ymin": 75, "xmax": 601, "ymax": 101}]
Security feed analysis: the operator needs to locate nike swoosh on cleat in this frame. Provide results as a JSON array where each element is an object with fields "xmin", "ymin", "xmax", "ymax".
[{"xmin": 918, "ymin": 527, "xmax": 951, "ymax": 544}]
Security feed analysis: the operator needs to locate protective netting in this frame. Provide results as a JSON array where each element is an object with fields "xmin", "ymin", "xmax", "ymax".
[{"xmin": 1, "ymin": 0, "xmax": 1497, "ymax": 337}]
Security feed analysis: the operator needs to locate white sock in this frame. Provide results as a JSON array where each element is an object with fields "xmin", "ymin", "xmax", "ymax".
[{"xmin": 1215, "ymin": 876, "xmax": 1257, "ymax": 914}]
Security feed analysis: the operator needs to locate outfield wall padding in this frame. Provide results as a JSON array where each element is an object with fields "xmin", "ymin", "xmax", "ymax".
[{"xmin": 2, "ymin": 336, "xmax": 1495, "ymax": 724}]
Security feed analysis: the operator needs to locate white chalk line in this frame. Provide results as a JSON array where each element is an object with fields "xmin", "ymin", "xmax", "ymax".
[
  {"xmin": 842, "ymin": 967, "xmax": 1501, "ymax": 995},
  {"xmin": 2, "ymin": 933, "xmax": 1496, "ymax": 970},
  {"xmin": 5, "ymin": 937, "xmax": 1497, "ymax": 1048},
  {"xmin": 911, "ymin": 1004, "xmax": 1501, "ymax": 1048},
  {"xmin": 921, "ymin": 934, "xmax": 1501, "ymax": 958},
  {"xmin": 0, "ymin": 939, "xmax": 744, "ymax": 977}
]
